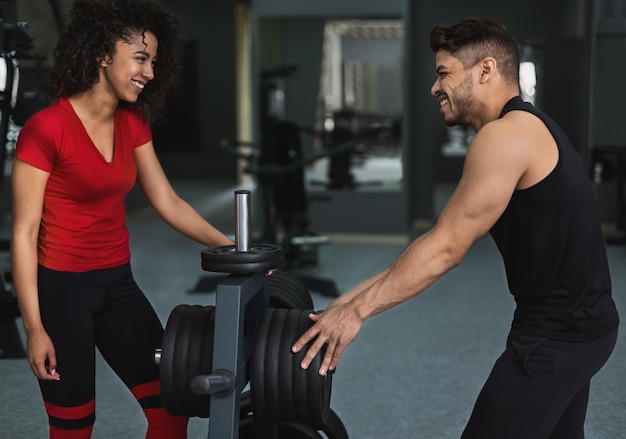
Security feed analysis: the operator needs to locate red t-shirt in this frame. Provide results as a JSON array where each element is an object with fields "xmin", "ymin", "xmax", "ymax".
[{"xmin": 15, "ymin": 97, "xmax": 152, "ymax": 272}]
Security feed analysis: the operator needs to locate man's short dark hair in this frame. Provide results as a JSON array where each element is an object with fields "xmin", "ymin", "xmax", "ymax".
[{"xmin": 430, "ymin": 17, "xmax": 520, "ymax": 86}]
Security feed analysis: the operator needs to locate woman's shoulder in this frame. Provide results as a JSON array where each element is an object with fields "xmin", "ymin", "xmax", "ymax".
[
  {"xmin": 115, "ymin": 103, "xmax": 151, "ymax": 140},
  {"xmin": 21, "ymin": 98, "xmax": 68, "ymax": 131},
  {"xmin": 116, "ymin": 103, "xmax": 148, "ymax": 121}
]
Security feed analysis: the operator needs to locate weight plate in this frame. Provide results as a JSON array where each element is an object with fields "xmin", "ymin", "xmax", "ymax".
[
  {"xmin": 240, "ymin": 391, "xmax": 347, "ymax": 439},
  {"xmin": 264, "ymin": 309, "xmax": 286, "ymax": 420},
  {"xmin": 186, "ymin": 305, "xmax": 215, "ymax": 418},
  {"xmin": 239, "ymin": 417, "xmax": 323, "ymax": 439},
  {"xmin": 267, "ymin": 270, "xmax": 314, "ymax": 310},
  {"xmin": 297, "ymin": 310, "xmax": 331, "ymax": 427},
  {"xmin": 291, "ymin": 316, "xmax": 310, "ymax": 425},
  {"xmin": 171, "ymin": 307, "xmax": 191, "ymax": 416},
  {"xmin": 201, "ymin": 244, "xmax": 284, "ymax": 273},
  {"xmin": 277, "ymin": 309, "xmax": 299, "ymax": 422},
  {"xmin": 160, "ymin": 304, "xmax": 186, "ymax": 416},
  {"xmin": 250, "ymin": 307, "xmax": 273, "ymax": 421},
  {"xmin": 159, "ymin": 304, "xmax": 216, "ymax": 417},
  {"xmin": 240, "ymin": 389, "xmax": 252, "ymax": 416},
  {"xmin": 322, "ymin": 409, "xmax": 350, "ymax": 439},
  {"xmin": 251, "ymin": 309, "xmax": 332, "ymax": 426},
  {"xmin": 240, "ymin": 389, "xmax": 324, "ymax": 439}
]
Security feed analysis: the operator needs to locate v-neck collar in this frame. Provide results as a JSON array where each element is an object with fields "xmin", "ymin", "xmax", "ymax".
[{"xmin": 61, "ymin": 97, "xmax": 116, "ymax": 164}]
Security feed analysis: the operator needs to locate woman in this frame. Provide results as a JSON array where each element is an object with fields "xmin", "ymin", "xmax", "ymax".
[{"xmin": 10, "ymin": 0, "xmax": 232, "ymax": 437}]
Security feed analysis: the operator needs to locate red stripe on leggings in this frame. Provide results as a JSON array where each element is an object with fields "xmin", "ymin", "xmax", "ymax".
[
  {"xmin": 44, "ymin": 398, "xmax": 95, "ymax": 420},
  {"xmin": 131, "ymin": 380, "xmax": 161, "ymax": 400},
  {"xmin": 144, "ymin": 408, "xmax": 189, "ymax": 439}
]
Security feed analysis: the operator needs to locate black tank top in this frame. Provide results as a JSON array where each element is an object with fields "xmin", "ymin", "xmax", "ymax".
[{"xmin": 489, "ymin": 96, "xmax": 619, "ymax": 340}]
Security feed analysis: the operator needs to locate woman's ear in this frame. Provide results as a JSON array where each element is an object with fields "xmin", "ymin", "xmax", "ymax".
[{"xmin": 97, "ymin": 54, "xmax": 111, "ymax": 68}]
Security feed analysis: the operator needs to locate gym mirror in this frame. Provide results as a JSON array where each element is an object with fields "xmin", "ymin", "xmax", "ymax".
[{"xmin": 255, "ymin": 17, "xmax": 406, "ymax": 235}]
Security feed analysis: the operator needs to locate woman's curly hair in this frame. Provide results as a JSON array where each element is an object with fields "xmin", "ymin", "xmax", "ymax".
[{"xmin": 48, "ymin": 0, "xmax": 183, "ymax": 121}]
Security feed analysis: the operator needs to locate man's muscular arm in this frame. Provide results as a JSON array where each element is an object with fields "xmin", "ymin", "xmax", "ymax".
[{"xmin": 292, "ymin": 116, "xmax": 542, "ymax": 375}]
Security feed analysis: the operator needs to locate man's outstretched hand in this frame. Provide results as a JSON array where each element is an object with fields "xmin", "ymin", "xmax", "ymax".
[{"xmin": 291, "ymin": 302, "xmax": 364, "ymax": 376}]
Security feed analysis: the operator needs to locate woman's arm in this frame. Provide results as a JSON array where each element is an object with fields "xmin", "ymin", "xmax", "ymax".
[
  {"xmin": 11, "ymin": 159, "xmax": 60, "ymax": 380},
  {"xmin": 134, "ymin": 141, "xmax": 233, "ymax": 247}
]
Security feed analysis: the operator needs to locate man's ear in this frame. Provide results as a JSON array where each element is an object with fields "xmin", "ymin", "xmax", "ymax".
[{"xmin": 478, "ymin": 57, "xmax": 497, "ymax": 83}]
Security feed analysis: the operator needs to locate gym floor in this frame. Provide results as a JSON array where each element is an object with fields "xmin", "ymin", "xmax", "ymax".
[{"xmin": 0, "ymin": 179, "xmax": 625, "ymax": 439}]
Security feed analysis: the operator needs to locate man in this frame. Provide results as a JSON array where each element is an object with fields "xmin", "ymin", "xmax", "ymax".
[{"xmin": 292, "ymin": 17, "xmax": 619, "ymax": 439}]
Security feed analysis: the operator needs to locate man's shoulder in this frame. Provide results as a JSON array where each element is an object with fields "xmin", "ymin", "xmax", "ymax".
[
  {"xmin": 467, "ymin": 112, "xmax": 551, "ymax": 171},
  {"xmin": 481, "ymin": 110, "xmax": 547, "ymax": 144}
]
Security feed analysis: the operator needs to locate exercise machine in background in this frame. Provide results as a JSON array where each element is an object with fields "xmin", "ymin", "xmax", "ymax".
[
  {"xmin": 193, "ymin": 65, "xmax": 356, "ymax": 297},
  {"xmin": 219, "ymin": 126, "xmax": 354, "ymax": 297},
  {"xmin": 592, "ymin": 145, "xmax": 626, "ymax": 245},
  {"xmin": 0, "ymin": 18, "xmax": 37, "ymax": 359}
]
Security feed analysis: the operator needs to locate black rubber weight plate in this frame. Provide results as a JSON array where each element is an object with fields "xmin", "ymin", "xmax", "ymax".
[
  {"xmin": 252, "ymin": 308, "xmax": 296, "ymax": 422},
  {"xmin": 201, "ymin": 244, "xmax": 284, "ymax": 273},
  {"xmin": 183, "ymin": 306, "xmax": 204, "ymax": 415},
  {"xmin": 174, "ymin": 305, "xmax": 213, "ymax": 417},
  {"xmin": 322, "ymin": 409, "xmax": 350, "ymax": 439},
  {"xmin": 275, "ymin": 271, "xmax": 312, "ymax": 300},
  {"xmin": 268, "ymin": 270, "xmax": 314, "ymax": 310},
  {"xmin": 297, "ymin": 310, "xmax": 331, "ymax": 427},
  {"xmin": 160, "ymin": 304, "xmax": 188, "ymax": 416},
  {"xmin": 240, "ymin": 391, "xmax": 348, "ymax": 438},
  {"xmin": 159, "ymin": 304, "xmax": 216, "ymax": 417},
  {"xmin": 250, "ymin": 307, "xmax": 273, "ymax": 421},
  {"xmin": 291, "ymin": 312, "xmax": 310, "ymax": 423},
  {"xmin": 277, "ymin": 308, "xmax": 300, "ymax": 422},
  {"xmin": 239, "ymin": 419, "xmax": 323, "ymax": 439},
  {"xmin": 264, "ymin": 308, "xmax": 288, "ymax": 420},
  {"xmin": 240, "ymin": 393, "xmax": 323, "ymax": 439},
  {"xmin": 186, "ymin": 305, "xmax": 215, "ymax": 418},
  {"xmin": 252, "ymin": 308, "xmax": 332, "ymax": 426},
  {"xmin": 173, "ymin": 306, "xmax": 193, "ymax": 416}
]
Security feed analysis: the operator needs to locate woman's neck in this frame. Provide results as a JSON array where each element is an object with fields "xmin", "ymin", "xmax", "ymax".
[{"xmin": 69, "ymin": 89, "xmax": 118, "ymax": 122}]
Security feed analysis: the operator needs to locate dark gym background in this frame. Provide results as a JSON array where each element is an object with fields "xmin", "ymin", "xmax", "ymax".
[
  {"xmin": 4, "ymin": 0, "xmax": 622, "ymax": 233},
  {"xmin": 1, "ymin": 0, "xmax": 625, "ymax": 438}
]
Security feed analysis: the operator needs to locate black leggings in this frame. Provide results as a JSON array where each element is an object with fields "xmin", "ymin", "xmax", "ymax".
[
  {"xmin": 461, "ymin": 327, "xmax": 618, "ymax": 439},
  {"xmin": 37, "ymin": 263, "xmax": 188, "ymax": 439}
]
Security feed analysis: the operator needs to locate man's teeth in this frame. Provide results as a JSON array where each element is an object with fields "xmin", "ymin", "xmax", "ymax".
[
  {"xmin": 131, "ymin": 80, "xmax": 144, "ymax": 90},
  {"xmin": 440, "ymin": 99, "xmax": 449, "ymax": 107}
]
